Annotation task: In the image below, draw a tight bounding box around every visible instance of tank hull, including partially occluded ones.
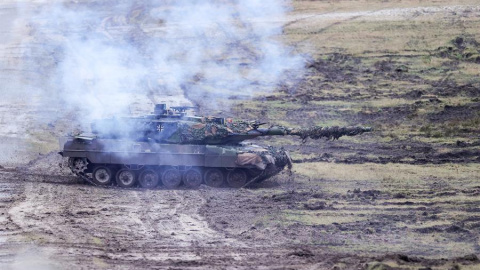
[59,136,291,188]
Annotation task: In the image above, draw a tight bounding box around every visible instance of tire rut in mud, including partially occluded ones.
[0,171,249,268]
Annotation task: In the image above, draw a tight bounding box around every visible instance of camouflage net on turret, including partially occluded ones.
[173,120,371,144]
[177,122,229,143]
[176,120,258,143]
[289,126,372,141]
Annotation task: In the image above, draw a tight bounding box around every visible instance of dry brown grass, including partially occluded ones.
[294,162,480,192]
[288,0,480,56]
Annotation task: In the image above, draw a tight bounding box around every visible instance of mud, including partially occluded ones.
[1,161,479,269]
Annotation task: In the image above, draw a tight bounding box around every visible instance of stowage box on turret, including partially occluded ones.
[59,104,372,188]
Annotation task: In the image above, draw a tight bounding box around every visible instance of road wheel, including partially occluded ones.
[204,168,224,187]
[162,168,181,188]
[139,169,159,189]
[116,169,136,188]
[226,169,247,188]
[183,168,203,188]
[92,166,113,186]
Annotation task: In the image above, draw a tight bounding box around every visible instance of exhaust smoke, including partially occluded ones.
[23,0,303,121]
[1,0,304,164]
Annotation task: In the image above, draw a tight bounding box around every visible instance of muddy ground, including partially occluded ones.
[1,0,480,269]
[1,158,479,270]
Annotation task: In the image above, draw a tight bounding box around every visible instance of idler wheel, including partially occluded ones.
[204,168,224,187]
[226,169,247,188]
[183,168,203,188]
[162,168,181,188]
[139,169,159,189]
[116,169,136,188]
[92,166,113,186]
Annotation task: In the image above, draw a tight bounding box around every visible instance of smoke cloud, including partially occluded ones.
[0,0,304,164]
[22,0,303,122]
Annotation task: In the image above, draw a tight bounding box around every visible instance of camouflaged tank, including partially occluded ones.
[59,104,372,188]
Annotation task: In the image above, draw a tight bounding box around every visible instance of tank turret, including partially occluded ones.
[90,104,372,145]
[60,104,372,189]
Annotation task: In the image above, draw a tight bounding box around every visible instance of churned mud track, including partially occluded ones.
[1,166,479,269]
[0,169,241,268]
[0,170,364,269]
[200,161,480,267]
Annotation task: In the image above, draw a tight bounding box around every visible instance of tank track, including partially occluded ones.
[68,158,99,187]
[67,157,280,189]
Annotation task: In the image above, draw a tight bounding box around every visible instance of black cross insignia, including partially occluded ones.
[156,124,164,132]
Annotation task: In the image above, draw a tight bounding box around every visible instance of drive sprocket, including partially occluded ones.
[68,157,89,175]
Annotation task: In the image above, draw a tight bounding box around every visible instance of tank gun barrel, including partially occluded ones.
[258,126,372,141]
[87,103,372,144]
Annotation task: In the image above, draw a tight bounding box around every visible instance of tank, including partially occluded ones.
[59,104,372,188]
